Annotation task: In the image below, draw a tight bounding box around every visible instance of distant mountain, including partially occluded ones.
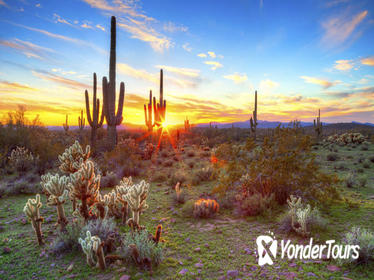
[195,120,374,129]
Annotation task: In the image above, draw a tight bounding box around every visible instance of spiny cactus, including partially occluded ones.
[287,195,311,237]
[193,198,219,218]
[287,195,302,229]
[78,109,85,131]
[313,109,322,141]
[144,90,154,132]
[69,160,100,221]
[63,114,69,132]
[40,173,69,231]
[8,146,35,172]
[124,180,149,227]
[23,194,44,245]
[115,177,133,224]
[152,224,162,244]
[85,73,104,149]
[58,140,91,174]
[102,191,122,218]
[102,16,125,150]
[79,231,106,270]
[250,90,258,140]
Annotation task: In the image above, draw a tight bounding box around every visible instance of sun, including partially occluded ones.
[161,121,169,128]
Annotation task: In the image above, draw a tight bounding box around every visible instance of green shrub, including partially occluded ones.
[327,153,339,161]
[120,230,163,266]
[163,159,173,167]
[180,199,195,217]
[345,173,355,188]
[358,176,367,187]
[100,172,119,189]
[363,159,371,169]
[339,227,374,265]
[50,222,83,255]
[191,167,214,185]
[169,169,187,186]
[235,192,275,216]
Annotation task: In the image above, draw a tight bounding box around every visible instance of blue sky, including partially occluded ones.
[0,0,373,125]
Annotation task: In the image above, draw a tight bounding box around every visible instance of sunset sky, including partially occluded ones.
[0,0,374,126]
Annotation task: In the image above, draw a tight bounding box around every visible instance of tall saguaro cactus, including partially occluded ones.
[314,109,322,141]
[144,90,154,132]
[78,110,85,131]
[63,114,69,132]
[153,69,166,127]
[102,16,125,150]
[250,90,258,140]
[85,73,104,149]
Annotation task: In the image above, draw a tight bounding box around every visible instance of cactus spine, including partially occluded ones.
[63,114,69,132]
[250,90,258,140]
[313,109,322,141]
[85,73,104,150]
[102,16,125,150]
[23,194,44,245]
[144,90,154,132]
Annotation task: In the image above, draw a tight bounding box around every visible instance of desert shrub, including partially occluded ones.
[193,198,219,218]
[339,227,374,265]
[163,159,173,167]
[213,127,339,205]
[235,192,276,216]
[361,143,369,151]
[192,167,214,185]
[50,222,83,255]
[169,169,187,186]
[186,150,195,157]
[180,199,195,217]
[369,155,374,163]
[358,176,367,188]
[81,218,118,253]
[326,153,339,161]
[142,143,154,160]
[160,150,169,158]
[8,146,37,172]
[278,205,327,236]
[120,230,163,266]
[357,168,364,173]
[345,173,355,188]
[100,172,119,189]
[363,159,371,169]
[187,161,194,168]
[1,177,41,195]
[152,172,168,182]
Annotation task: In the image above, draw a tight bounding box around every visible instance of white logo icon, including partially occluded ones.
[256,234,278,266]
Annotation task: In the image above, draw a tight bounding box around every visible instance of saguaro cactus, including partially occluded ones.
[250,90,258,140]
[102,16,125,150]
[78,110,85,131]
[85,73,104,149]
[144,90,154,132]
[41,173,69,232]
[184,117,190,132]
[23,194,44,245]
[63,114,69,132]
[313,109,322,141]
[153,69,166,127]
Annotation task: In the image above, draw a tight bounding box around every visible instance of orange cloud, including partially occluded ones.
[361,56,374,66]
[300,76,337,89]
[32,71,89,89]
[0,39,54,60]
[334,59,354,71]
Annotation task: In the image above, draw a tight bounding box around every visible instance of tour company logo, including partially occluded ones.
[256,231,360,266]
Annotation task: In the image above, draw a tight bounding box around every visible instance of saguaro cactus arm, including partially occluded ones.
[85,73,105,129]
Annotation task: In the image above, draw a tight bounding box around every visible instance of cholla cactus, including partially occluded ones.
[327,133,366,145]
[40,173,69,231]
[58,140,91,174]
[124,180,149,226]
[102,191,122,218]
[193,198,219,218]
[8,146,35,172]
[115,177,133,223]
[79,231,106,270]
[287,195,311,237]
[69,160,100,221]
[287,195,302,229]
[23,194,44,245]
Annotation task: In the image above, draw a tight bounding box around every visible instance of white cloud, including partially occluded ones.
[96,24,105,31]
[334,59,354,71]
[224,73,248,84]
[197,53,207,58]
[300,76,338,89]
[204,61,223,70]
[207,51,216,58]
[182,43,192,52]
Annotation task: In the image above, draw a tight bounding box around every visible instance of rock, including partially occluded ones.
[195,262,203,268]
[20,218,27,225]
[226,270,239,278]
[116,267,127,273]
[243,248,251,254]
[50,263,55,267]
[170,218,176,223]
[283,272,297,279]
[307,272,317,278]
[289,262,297,267]
[0,226,5,232]
[185,237,190,242]
[179,268,189,275]
[45,215,53,223]
[327,265,341,272]
[204,243,209,248]
[194,247,201,253]
[115,260,122,266]
[66,263,74,272]
[218,276,226,280]
[119,275,130,280]
[3,247,11,254]
[159,217,168,223]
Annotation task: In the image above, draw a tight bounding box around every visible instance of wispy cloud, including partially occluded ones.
[163,21,188,33]
[334,59,354,71]
[207,51,216,58]
[32,70,89,89]
[0,80,37,92]
[361,56,374,66]
[204,61,223,70]
[6,21,106,54]
[82,0,178,52]
[96,24,105,31]
[324,0,350,8]
[300,76,338,89]
[321,10,368,49]
[223,73,248,84]
[197,53,207,58]
[155,65,200,78]
[35,3,41,8]
[118,63,157,84]
[0,38,55,60]
[182,43,192,52]
[260,79,279,89]
[53,13,72,26]
[0,0,7,7]
[81,23,93,29]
